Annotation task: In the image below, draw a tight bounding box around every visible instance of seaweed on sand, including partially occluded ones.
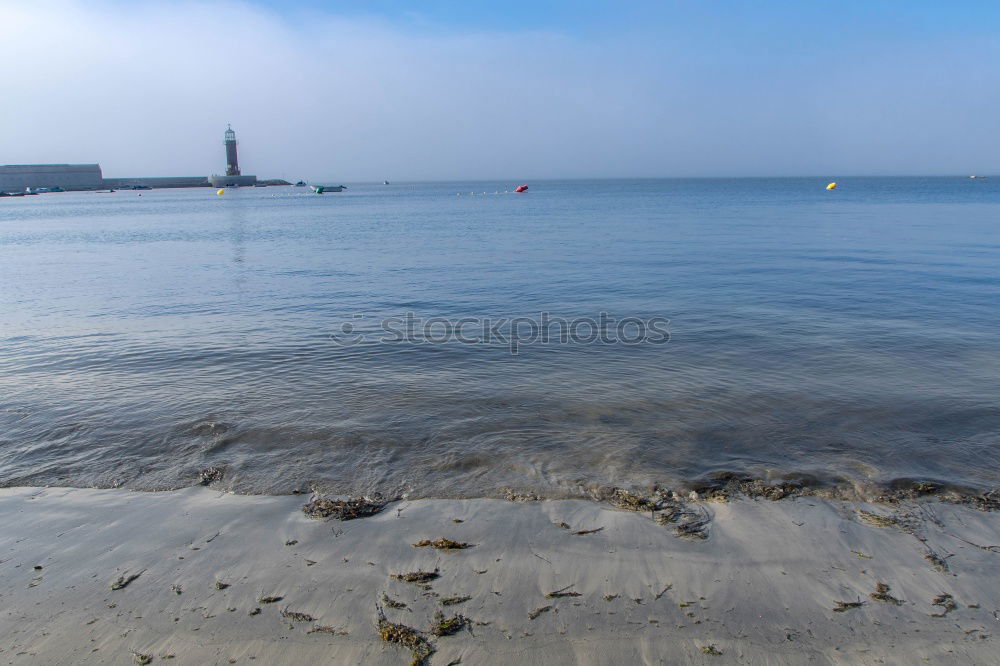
[430,611,469,636]
[931,593,957,617]
[377,606,434,666]
[307,625,348,635]
[110,571,143,591]
[528,605,553,620]
[502,488,541,502]
[382,592,408,609]
[412,538,474,550]
[258,595,283,604]
[924,551,950,573]
[700,645,723,656]
[857,511,898,528]
[131,651,153,665]
[439,595,471,606]
[730,478,801,501]
[966,489,1000,512]
[303,497,386,521]
[607,488,660,512]
[545,585,581,599]
[668,473,999,509]
[869,582,903,605]
[281,607,316,622]
[673,515,711,540]
[832,600,864,612]
[553,520,604,535]
[391,570,440,587]
[655,503,711,540]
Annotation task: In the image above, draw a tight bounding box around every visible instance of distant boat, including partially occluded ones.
[294,181,307,187]
[970,175,987,179]
[49,186,65,193]
[383,180,390,185]
[310,185,346,193]
[515,184,529,193]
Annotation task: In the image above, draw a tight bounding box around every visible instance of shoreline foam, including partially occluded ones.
[2,485,998,664]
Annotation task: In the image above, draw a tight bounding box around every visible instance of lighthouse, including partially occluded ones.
[210,125,257,187]
[224,124,240,176]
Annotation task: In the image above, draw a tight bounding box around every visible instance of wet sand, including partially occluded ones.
[1,486,998,665]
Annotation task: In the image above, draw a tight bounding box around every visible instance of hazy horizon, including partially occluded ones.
[2,0,998,181]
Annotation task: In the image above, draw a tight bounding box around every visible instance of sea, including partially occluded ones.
[1,178,998,498]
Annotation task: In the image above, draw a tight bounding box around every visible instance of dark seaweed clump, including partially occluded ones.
[545,585,581,599]
[605,488,660,512]
[439,595,471,606]
[833,600,864,612]
[281,607,316,622]
[303,497,386,520]
[869,582,903,605]
[382,592,408,609]
[689,472,1000,510]
[430,611,469,636]
[199,466,225,485]
[391,570,440,585]
[412,538,474,550]
[654,501,711,540]
[377,607,434,666]
[931,593,957,617]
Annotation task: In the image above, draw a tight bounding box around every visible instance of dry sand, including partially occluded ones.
[1,486,998,665]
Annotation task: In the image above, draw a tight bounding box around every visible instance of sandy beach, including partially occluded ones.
[2,486,997,665]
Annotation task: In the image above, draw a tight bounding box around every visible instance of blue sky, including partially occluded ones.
[2,0,998,179]
[262,1,997,35]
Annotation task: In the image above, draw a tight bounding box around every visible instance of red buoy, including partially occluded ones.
[515,184,528,193]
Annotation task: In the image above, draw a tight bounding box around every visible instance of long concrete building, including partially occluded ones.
[3,126,272,193]
[0,164,104,192]
[102,176,210,189]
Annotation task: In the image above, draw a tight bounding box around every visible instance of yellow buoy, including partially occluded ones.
[826,182,837,190]
[217,189,225,195]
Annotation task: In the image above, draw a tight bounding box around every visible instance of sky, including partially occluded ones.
[1,0,999,181]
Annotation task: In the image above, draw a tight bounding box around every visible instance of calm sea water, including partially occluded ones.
[1,178,998,497]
